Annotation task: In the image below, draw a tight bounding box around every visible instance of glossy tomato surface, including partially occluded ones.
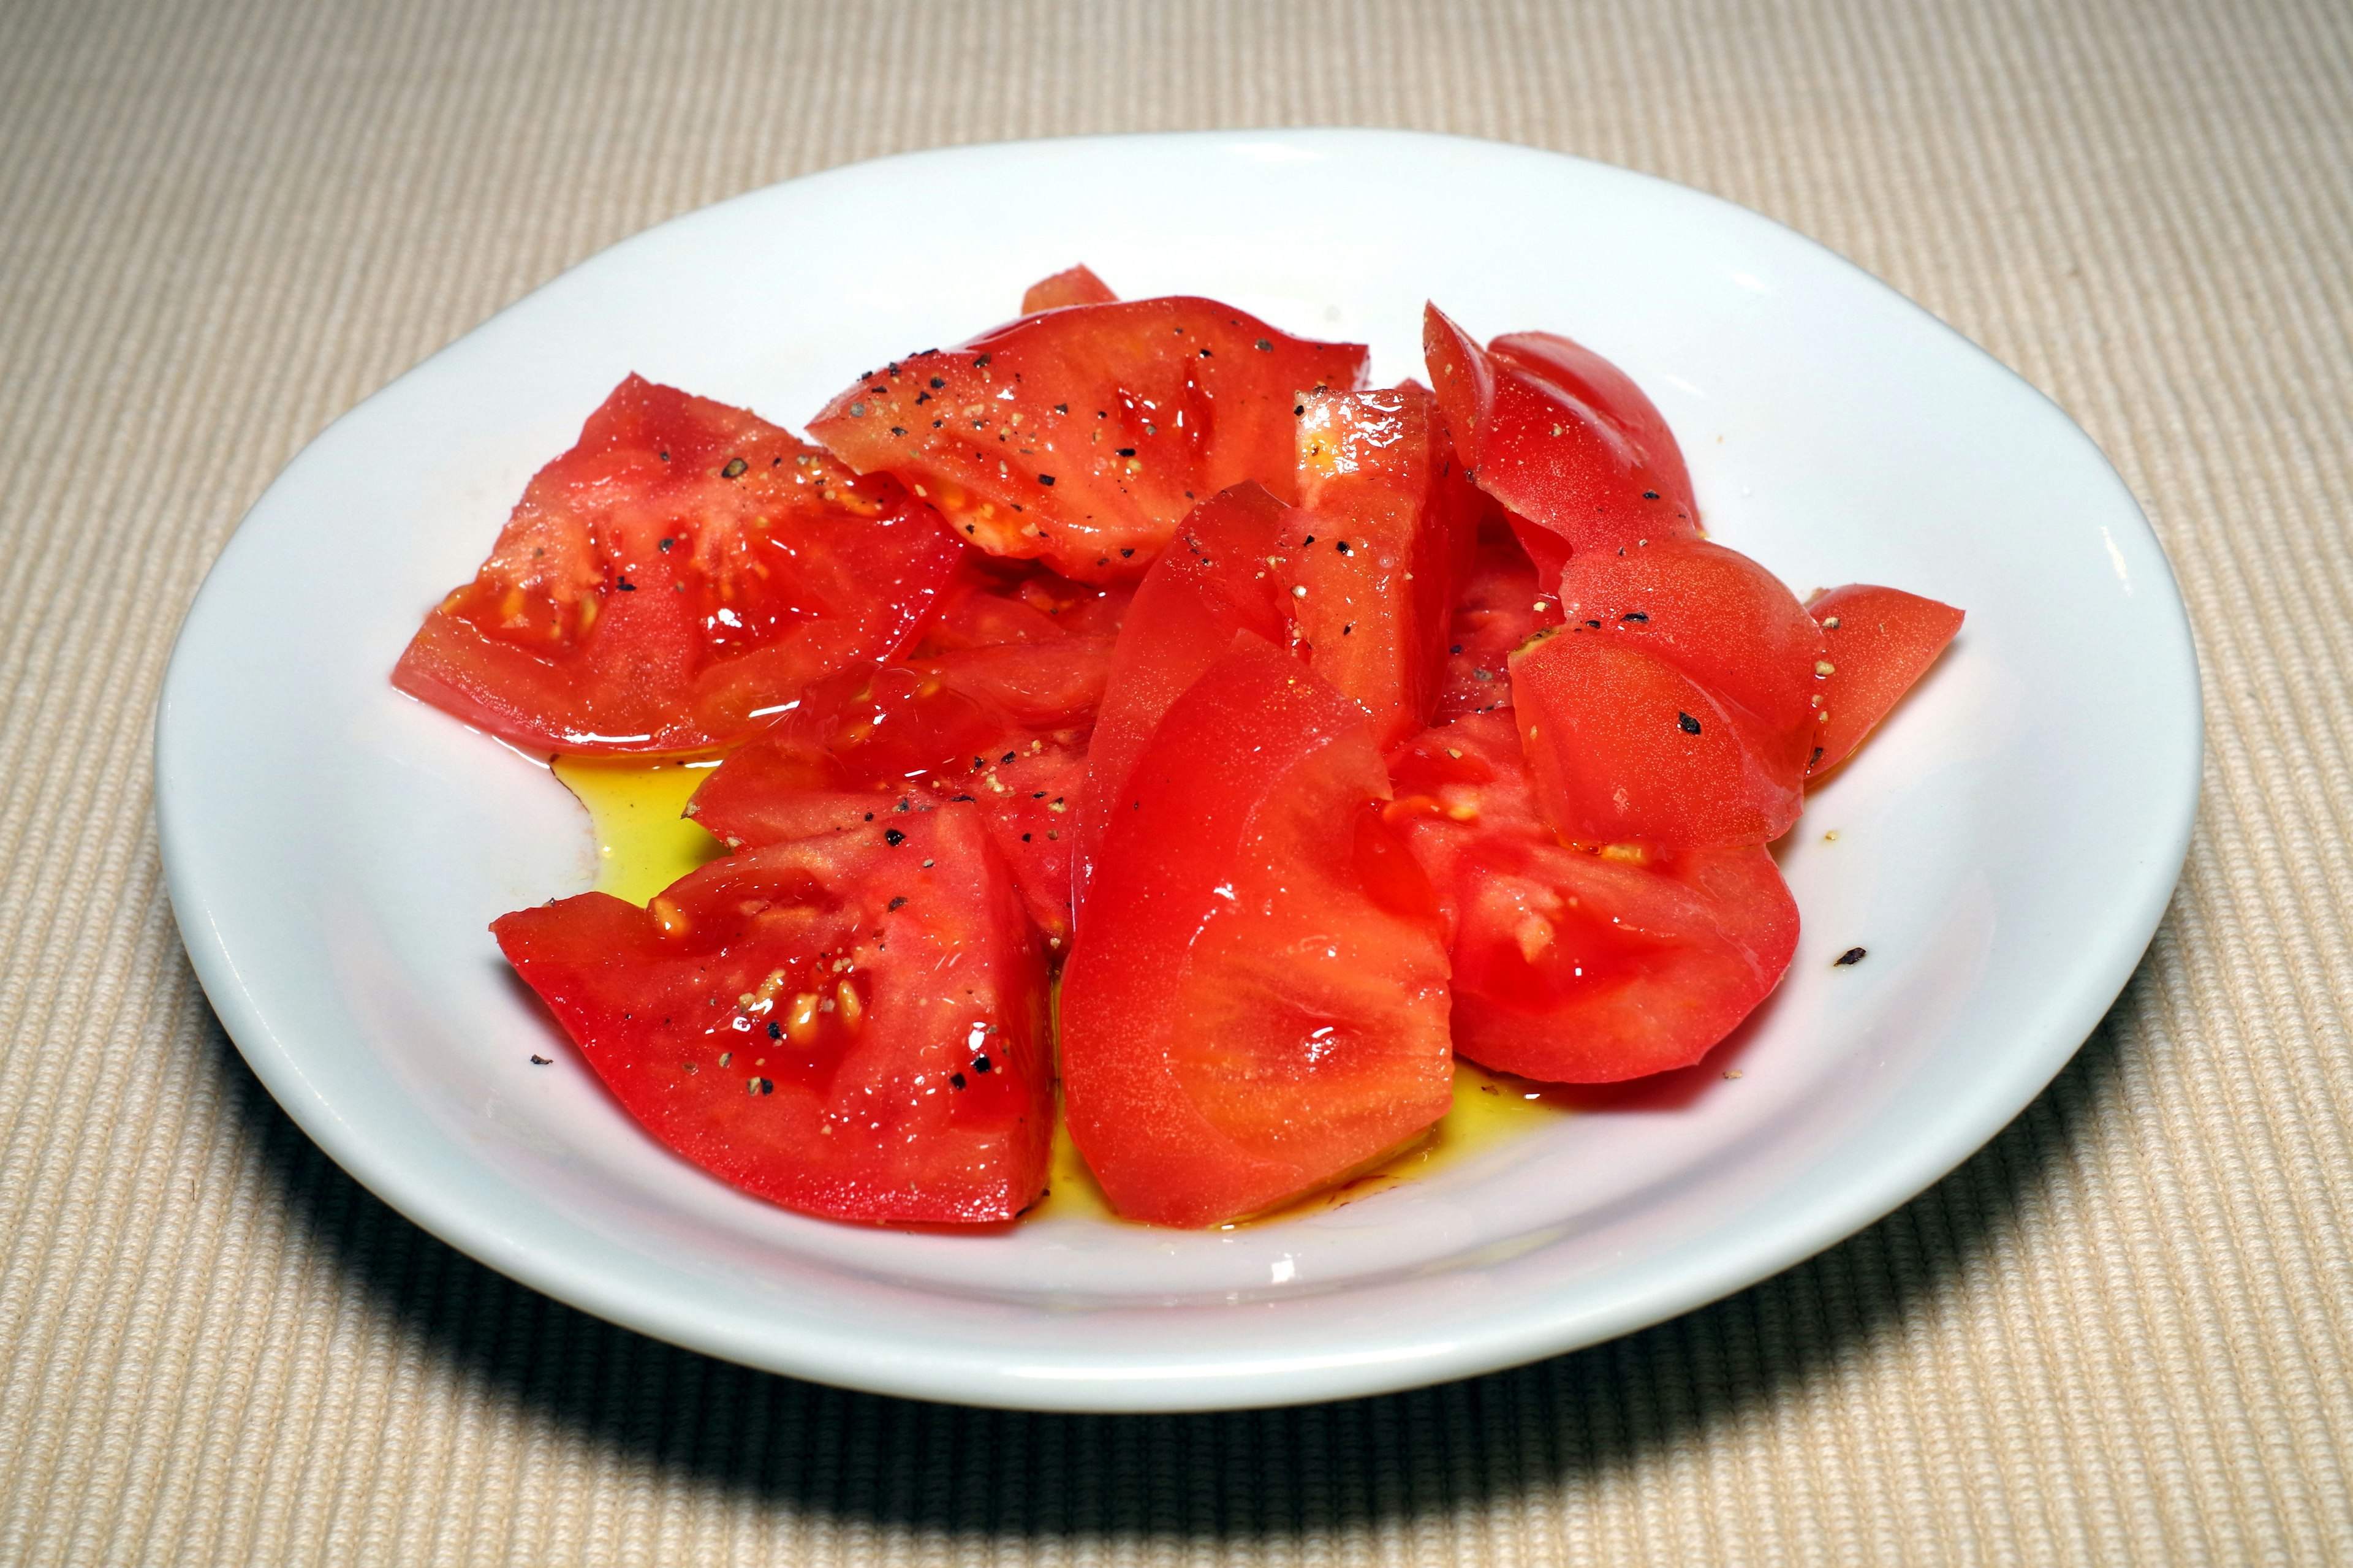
[1072,482,1292,923]
[1552,536,1824,787]
[808,299,1367,585]
[1387,713,1797,1081]
[1279,384,1481,749]
[491,806,1053,1224]
[1423,305,1699,570]
[394,375,963,753]
[1060,635,1453,1227]
[689,657,1096,941]
[1509,628,1803,849]
[1805,584,1966,776]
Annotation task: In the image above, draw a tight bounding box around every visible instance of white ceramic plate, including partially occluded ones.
[156,129,2199,1412]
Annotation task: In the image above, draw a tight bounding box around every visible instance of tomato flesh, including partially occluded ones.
[1073,482,1293,922]
[1060,634,1453,1227]
[1278,383,1481,748]
[1805,585,1966,775]
[689,659,1095,941]
[492,806,1052,1224]
[1020,263,1118,314]
[1509,629,1803,849]
[1435,520,1561,720]
[1387,713,1796,1081]
[1423,305,1700,572]
[808,299,1368,585]
[394,375,963,753]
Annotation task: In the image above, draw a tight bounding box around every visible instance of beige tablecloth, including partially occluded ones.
[4,0,2348,1561]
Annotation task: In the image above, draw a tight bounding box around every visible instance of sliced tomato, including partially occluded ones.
[1387,713,1796,1081]
[1423,305,1699,572]
[1072,482,1292,923]
[492,806,1052,1224]
[1020,263,1118,314]
[393,375,963,753]
[1490,331,1696,521]
[1552,536,1824,787]
[807,300,1368,585]
[689,660,1094,941]
[1435,519,1561,720]
[1509,628,1803,849]
[1275,382,1482,748]
[1805,584,1965,775]
[910,554,1132,655]
[1060,634,1453,1227]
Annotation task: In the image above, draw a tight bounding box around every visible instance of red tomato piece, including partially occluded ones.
[1490,331,1697,524]
[1278,383,1482,749]
[492,806,1053,1224]
[1072,482,1292,923]
[1435,520,1562,720]
[1805,584,1965,776]
[393,375,963,753]
[1553,536,1825,788]
[1387,714,1796,1081]
[807,299,1368,585]
[689,661,1094,941]
[1060,634,1453,1227]
[910,555,1132,655]
[1020,263,1118,314]
[1423,304,1700,573]
[1509,628,1803,849]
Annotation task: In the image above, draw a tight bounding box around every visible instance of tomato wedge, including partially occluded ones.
[1060,634,1453,1227]
[1020,263,1118,314]
[689,657,1096,941]
[493,805,1053,1224]
[1072,482,1294,923]
[394,375,963,753]
[808,299,1368,585]
[1552,536,1824,785]
[1805,585,1966,775]
[1387,713,1797,1081]
[1423,305,1699,572]
[1509,628,1803,849]
[1279,383,1481,748]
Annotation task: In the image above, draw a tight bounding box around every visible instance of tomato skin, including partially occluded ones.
[808,300,1368,585]
[1020,263,1118,314]
[1552,536,1825,788]
[1281,383,1482,749]
[1073,482,1293,923]
[1387,714,1796,1081]
[1061,634,1454,1227]
[1423,305,1699,572]
[1509,629,1803,849]
[492,807,1052,1224]
[394,375,963,753]
[1805,585,1965,776]
[1489,331,1697,526]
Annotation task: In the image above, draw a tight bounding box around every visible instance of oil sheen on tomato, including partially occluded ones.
[559,756,1573,1220]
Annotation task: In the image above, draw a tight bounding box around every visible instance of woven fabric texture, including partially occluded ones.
[2,0,2349,1561]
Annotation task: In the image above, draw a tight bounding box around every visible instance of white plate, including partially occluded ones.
[156,129,2199,1412]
